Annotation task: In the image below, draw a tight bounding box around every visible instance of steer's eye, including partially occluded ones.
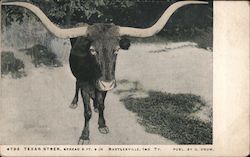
[89,46,97,55]
[114,46,120,54]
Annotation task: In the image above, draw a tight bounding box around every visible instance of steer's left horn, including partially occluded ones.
[119,1,208,37]
[2,2,88,38]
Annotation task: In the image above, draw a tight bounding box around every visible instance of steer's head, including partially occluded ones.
[86,24,130,91]
[2,1,208,91]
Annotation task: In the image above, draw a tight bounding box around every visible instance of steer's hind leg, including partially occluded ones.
[89,90,98,113]
[93,99,99,113]
[78,89,92,144]
[69,81,80,109]
[96,90,109,134]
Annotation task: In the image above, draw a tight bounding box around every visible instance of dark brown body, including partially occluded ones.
[69,24,130,144]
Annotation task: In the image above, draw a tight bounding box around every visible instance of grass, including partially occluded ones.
[121,91,212,144]
[131,27,213,51]
[131,35,171,44]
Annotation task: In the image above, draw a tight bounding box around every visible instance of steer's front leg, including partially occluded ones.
[96,90,109,134]
[78,89,92,144]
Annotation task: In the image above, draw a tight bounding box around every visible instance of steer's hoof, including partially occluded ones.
[69,103,78,109]
[78,139,90,145]
[94,108,99,113]
[98,126,109,134]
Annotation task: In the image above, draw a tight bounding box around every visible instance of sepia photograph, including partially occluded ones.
[0,0,248,156]
[1,0,212,146]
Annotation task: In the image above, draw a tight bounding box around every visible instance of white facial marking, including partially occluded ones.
[114,46,120,54]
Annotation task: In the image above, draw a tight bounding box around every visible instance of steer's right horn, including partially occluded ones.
[2,2,88,38]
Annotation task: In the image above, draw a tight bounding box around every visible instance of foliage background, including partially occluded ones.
[2,0,213,48]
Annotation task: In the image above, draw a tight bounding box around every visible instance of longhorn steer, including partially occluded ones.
[2,1,208,144]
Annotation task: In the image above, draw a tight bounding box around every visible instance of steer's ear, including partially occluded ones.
[119,37,130,50]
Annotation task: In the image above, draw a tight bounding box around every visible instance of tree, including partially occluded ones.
[26,0,137,26]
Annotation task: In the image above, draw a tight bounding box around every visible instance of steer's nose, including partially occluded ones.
[97,80,116,91]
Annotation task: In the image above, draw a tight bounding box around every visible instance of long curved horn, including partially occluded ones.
[119,1,208,37]
[2,2,88,38]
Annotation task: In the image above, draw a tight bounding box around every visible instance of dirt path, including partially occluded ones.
[0,43,212,145]
[0,65,174,145]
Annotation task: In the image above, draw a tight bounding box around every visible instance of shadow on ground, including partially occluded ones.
[114,79,212,144]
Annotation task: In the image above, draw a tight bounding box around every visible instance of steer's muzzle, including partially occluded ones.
[96,80,116,91]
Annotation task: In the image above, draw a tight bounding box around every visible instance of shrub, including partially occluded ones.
[193,27,213,50]
[24,44,62,67]
[1,51,26,78]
